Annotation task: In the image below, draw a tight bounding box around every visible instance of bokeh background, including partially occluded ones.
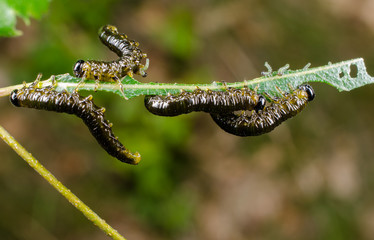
[1,0,374,239]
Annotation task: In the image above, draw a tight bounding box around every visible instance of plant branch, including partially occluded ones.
[0,125,127,240]
[0,58,373,100]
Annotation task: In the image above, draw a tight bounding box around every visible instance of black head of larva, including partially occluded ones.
[73,60,85,77]
[299,84,315,101]
[254,95,266,112]
[10,90,20,107]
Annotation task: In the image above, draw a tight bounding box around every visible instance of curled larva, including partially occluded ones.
[144,87,266,116]
[99,25,146,60]
[73,24,148,87]
[10,82,140,165]
[210,84,315,136]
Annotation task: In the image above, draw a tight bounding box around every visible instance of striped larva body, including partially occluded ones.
[73,25,149,97]
[99,25,145,59]
[144,87,266,116]
[10,83,140,165]
[73,58,146,82]
[210,84,315,136]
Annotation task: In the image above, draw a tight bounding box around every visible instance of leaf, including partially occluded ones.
[242,58,374,98]
[41,58,374,100]
[0,0,20,36]
[0,0,51,37]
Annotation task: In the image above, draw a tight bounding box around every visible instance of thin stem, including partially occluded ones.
[0,83,26,98]
[0,125,127,240]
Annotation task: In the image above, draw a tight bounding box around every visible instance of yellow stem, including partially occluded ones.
[0,125,127,240]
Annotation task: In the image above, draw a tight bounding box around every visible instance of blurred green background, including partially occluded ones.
[1,0,374,239]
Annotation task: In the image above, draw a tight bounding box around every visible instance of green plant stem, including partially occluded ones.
[0,125,127,240]
[0,58,373,100]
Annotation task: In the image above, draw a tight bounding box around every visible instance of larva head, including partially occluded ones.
[254,95,266,112]
[10,90,20,107]
[299,84,315,101]
[73,60,85,78]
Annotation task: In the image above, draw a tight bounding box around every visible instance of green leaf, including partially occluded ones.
[0,0,51,37]
[39,58,373,100]
[0,0,20,36]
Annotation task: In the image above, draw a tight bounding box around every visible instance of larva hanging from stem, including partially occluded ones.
[144,87,266,116]
[10,74,141,165]
[210,84,315,136]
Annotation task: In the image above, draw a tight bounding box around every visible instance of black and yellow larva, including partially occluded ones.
[73,57,147,82]
[9,77,140,165]
[144,87,266,116]
[98,24,145,59]
[73,25,148,97]
[210,84,315,136]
